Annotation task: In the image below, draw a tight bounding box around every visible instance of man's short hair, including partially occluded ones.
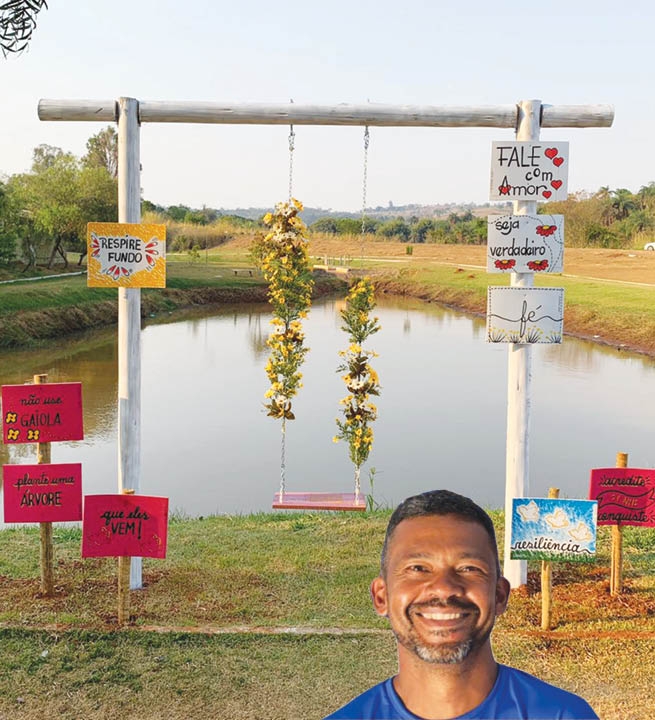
[380,489,502,577]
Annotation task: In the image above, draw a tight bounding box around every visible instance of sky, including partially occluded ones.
[0,0,653,212]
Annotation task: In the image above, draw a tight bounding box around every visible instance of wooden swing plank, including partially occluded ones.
[272,492,366,511]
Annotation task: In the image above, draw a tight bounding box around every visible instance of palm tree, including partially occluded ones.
[609,188,637,221]
[637,182,655,210]
[1,0,48,56]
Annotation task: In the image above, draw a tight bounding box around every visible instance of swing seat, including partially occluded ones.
[272,491,367,511]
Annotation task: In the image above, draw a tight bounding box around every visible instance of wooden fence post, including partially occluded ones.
[34,373,54,597]
[541,487,560,630]
[117,488,136,625]
[610,451,628,596]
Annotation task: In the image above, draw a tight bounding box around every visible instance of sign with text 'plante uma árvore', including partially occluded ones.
[490,142,569,201]
[2,463,82,523]
[87,222,166,288]
[487,214,564,274]
[511,498,597,562]
[589,468,655,526]
[2,382,84,444]
[82,494,169,559]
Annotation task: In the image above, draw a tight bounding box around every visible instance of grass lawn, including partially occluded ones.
[0,512,653,719]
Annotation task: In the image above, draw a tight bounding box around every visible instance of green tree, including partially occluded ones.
[378,218,410,241]
[609,188,637,221]
[82,126,118,178]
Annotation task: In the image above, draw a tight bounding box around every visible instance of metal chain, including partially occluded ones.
[288,99,295,202]
[360,126,370,261]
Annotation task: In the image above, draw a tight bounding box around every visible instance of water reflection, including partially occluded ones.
[1,296,654,523]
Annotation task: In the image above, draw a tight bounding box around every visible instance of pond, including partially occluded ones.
[1,295,654,524]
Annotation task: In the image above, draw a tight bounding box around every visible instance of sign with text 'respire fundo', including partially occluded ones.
[87,222,166,288]
[490,142,569,202]
[2,382,84,444]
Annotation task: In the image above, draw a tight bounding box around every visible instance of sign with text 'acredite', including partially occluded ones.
[2,383,84,444]
[589,468,655,526]
[490,142,569,202]
[2,463,82,523]
[82,494,169,559]
[87,222,166,288]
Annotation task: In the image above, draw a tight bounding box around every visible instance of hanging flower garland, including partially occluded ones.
[334,277,381,498]
[261,199,314,421]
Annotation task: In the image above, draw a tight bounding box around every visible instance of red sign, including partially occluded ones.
[2,463,82,523]
[2,383,84,444]
[589,468,655,526]
[82,494,169,559]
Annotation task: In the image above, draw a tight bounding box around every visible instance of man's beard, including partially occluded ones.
[393,599,482,664]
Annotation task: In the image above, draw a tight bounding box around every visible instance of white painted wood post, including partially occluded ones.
[503,99,541,588]
[117,97,143,590]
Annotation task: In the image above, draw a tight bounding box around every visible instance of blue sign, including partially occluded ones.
[511,498,597,562]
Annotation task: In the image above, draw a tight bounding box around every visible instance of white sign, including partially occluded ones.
[487,287,564,344]
[490,142,569,202]
[487,215,564,273]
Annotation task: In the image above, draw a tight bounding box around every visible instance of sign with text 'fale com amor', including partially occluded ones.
[487,215,564,273]
[490,142,569,201]
[511,498,597,562]
[87,222,166,288]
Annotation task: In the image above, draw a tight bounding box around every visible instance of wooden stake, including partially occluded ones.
[34,374,54,597]
[541,487,560,630]
[117,488,136,626]
[610,452,628,596]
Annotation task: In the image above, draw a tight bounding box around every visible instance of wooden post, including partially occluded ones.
[610,451,628,596]
[541,487,560,630]
[117,97,143,590]
[117,488,135,626]
[34,374,54,597]
[503,99,540,589]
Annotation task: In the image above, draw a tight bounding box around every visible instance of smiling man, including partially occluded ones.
[323,490,598,720]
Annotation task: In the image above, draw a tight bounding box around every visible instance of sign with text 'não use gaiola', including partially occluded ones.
[487,214,564,274]
[511,498,597,562]
[87,222,166,288]
[490,142,569,202]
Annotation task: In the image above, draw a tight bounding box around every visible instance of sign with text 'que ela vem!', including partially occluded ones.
[487,214,564,274]
[589,468,655,527]
[2,382,84,444]
[490,142,569,202]
[87,222,166,288]
[2,463,82,523]
[487,286,564,344]
[82,494,169,559]
[511,498,597,562]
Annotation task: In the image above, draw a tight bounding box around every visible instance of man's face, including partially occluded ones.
[371,514,510,665]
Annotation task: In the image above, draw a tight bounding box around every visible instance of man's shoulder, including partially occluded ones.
[496,665,598,719]
[323,678,410,720]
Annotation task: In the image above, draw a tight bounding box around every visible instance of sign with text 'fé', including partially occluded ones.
[3,463,82,523]
[487,214,564,274]
[511,498,597,562]
[589,468,655,527]
[82,494,169,559]
[486,287,564,344]
[490,142,569,202]
[2,383,84,444]
[87,222,166,288]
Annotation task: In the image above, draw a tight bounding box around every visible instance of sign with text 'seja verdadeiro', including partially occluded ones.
[1,383,84,444]
[511,498,597,562]
[82,494,169,559]
[87,222,166,288]
[490,142,569,202]
[2,463,82,523]
[486,286,564,344]
[487,214,564,274]
[589,468,655,527]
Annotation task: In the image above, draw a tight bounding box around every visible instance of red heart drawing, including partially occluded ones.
[543,191,552,199]
[551,180,563,190]
[545,148,558,159]
[553,157,564,167]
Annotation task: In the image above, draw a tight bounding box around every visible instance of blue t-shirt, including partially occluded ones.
[323,664,598,719]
